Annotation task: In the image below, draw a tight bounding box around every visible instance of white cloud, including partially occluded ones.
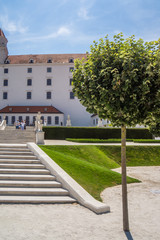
[57,26,71,36]
[0,14,28,34]
[78,7,90,20]
[10,26,71,43]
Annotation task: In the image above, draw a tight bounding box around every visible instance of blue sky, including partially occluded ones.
[0,0,160,55]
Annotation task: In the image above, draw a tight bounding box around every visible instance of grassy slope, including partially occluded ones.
[98,146,160,166]
[40,145,141,201]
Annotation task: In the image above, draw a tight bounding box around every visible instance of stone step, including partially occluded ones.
[0,188,69,196]
[0,180,62,188]
[0,195,76,204]
[0,159,41,164]
[0,155,37,159]
[0,169,50,174]
[0,174,55,181]
[0,145,27,148]
[0,148,30,152]
[0,163,45,169]
[0,151,34,155]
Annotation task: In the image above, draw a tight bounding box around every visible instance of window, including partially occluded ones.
[26,116,30,126]
[47,79,52,86]
[46,92,51,99]
[27,68,32,73]
[47,116,52,125]
[19,116,22,122]
[5,59,10,64]
[47,67,52,73]
[69,67,74,72]
[4,68,8,74]
[27,92,32,99]
[47,59,52,63]
[3,79,8,86]
[69,58,74,63]
[41,116,44,124]
[11,116,15,125]
[55,116,59,125]
[5,116,8,124]
[70,78,73,86]
[33,116,36,125]
[29,59,34,63]
[93,119,95,125]
[9,108,12,112]
[3,92,8,99]
[70,92,75,99]
[27,79,32,86]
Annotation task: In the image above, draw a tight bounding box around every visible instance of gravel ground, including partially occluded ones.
[0,166,159,240]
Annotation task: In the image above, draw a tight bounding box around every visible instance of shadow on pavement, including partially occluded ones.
[124,231,134,240]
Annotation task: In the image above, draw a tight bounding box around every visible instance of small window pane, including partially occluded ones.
[3,92,8,99]
[47,79,52,86]
[3,79,8,86]
[70,92,75,99]
[47,116,52,124]
[46,92,51,99]
[27,68,32,73]
[27,79,32,86]
[4,68,8,74]
[27,92,32,99]
[47,67,52,73]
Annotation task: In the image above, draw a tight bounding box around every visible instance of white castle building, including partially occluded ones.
[0,29,92,126]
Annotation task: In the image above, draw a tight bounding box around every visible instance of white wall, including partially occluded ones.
[0,113,64,126]
[0,62,91,126]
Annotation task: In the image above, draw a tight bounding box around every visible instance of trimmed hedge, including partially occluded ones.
[43,127,153,140]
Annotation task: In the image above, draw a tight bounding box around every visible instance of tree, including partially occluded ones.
[72,33,160,231]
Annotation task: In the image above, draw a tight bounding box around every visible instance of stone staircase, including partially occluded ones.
[0,144,76,204]
[0,126,36,143]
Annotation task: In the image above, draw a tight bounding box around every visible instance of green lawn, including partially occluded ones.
[40,145,156,201]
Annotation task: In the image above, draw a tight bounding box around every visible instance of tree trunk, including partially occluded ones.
[121,125,129,231]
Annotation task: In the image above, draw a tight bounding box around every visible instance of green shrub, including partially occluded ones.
[66,138,133,143]
[43,126,153,140]
[133,139,160,143]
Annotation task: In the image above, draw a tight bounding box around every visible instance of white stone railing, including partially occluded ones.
[0,120,6,130]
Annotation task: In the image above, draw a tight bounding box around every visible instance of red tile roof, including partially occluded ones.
[7,54,87,64]
[0,106,63,114]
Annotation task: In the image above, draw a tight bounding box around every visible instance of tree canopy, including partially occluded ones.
[72,33,160,127]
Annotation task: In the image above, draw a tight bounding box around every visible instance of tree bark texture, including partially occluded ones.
[121,125,129,231]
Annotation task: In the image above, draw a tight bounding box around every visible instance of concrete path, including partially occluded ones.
[0,166,159,240]
[44,139,160,146]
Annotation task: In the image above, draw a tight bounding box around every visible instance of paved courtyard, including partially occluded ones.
[0,166,159,240]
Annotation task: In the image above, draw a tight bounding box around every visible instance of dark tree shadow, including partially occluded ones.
[124,231,134,240]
